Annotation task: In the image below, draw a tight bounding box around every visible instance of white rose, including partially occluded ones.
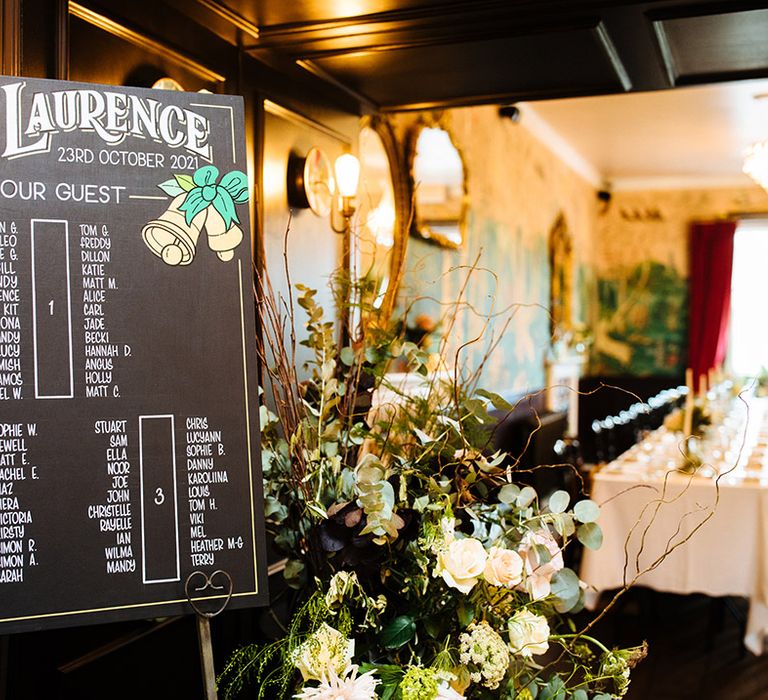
[519,529,564,600]
[292,623,354,681]
[483,546,524,588]
[508,609,550,658]
[437,537,487,594]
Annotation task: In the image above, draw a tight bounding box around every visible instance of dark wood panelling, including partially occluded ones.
[199,0,768,112]
[1,0,21,75]
[653,6,768,85]
[213,0,453,29]
[68,9,223,89]
[307,25,630,110]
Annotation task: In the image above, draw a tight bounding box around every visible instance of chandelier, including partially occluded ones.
[744,140,768,190]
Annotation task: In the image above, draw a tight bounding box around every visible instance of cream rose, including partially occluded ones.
[508,609,550,658]
[483,546,524,588]
[437,537,487,594]
[518,529,564,600]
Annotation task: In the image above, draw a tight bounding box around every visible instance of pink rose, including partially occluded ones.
[483,546,524,588]
[519,529,564,600]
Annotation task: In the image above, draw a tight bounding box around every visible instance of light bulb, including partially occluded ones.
[334,154,360,198]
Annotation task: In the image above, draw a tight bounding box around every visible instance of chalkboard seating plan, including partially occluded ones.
[0,75,267,633]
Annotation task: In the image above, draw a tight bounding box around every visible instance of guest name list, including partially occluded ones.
[0,75,267,633]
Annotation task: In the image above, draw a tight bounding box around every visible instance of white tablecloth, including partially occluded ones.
[580,400,768,655]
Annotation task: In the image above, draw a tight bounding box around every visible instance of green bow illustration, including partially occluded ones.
[157,165,249,228]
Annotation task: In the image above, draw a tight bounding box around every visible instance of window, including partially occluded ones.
[729,219,768,376]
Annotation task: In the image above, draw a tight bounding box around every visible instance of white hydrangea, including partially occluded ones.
[458,621,510,690]
[292,624,354,681]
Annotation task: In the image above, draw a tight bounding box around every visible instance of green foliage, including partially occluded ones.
[379,615,417,649]
[217,592,342,699]
[577,522,604,550]
[237,265,646,700]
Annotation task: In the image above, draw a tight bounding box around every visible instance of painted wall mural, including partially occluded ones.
[400,218,551,393]
[393,106,598,396]
[592,261,687,376]
[592,185,768,376]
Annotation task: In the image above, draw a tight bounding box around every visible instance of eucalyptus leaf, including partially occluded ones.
[498,483,520,504]
[476,388,514,412]
[379,615,416,649]
[531,543,552,566]
[274,527,297,551]
[569,588,586,614]
[551,512,575,538]
[517,485,537,508]
[550,568,580,613]
[571,690,588,700]
[340,346,356,366]
[573,499,601,523]
[548,489,570,514]
[577,522,603,550]
[283,559,305,589]
[539,677,566,700]
[264,496,287,521]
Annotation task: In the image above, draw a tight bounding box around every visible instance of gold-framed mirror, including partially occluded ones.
[405,115,468,249]
[355,115,410,323]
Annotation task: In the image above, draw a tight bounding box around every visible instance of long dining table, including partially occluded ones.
[580,395,768,655]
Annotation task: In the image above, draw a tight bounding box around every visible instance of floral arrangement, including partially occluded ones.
[219,264,645,700]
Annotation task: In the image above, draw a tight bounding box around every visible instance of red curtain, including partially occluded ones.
[688,220,737,389]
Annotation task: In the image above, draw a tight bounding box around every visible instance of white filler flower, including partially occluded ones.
[459,621,511,689]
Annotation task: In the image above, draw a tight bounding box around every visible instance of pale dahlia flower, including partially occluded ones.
[292,624,354,681]
[294,666,379,700]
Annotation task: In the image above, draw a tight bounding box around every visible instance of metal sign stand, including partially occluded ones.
[197,616,218,700]
[185,570,234,700]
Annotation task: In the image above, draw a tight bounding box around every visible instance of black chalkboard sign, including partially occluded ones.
[0,75,267,633]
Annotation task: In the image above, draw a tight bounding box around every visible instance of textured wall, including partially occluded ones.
[592,185,768,376]
[392,106,598,396]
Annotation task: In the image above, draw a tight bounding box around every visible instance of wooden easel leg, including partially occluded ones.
[0,635,9,700]
[196,616,218,700]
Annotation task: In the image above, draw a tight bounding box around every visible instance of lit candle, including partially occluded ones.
[684,368,694,436]
[699,373,708,402]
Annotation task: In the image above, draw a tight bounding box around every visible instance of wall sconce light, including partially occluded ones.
[286,148,360,234]
[331,153,360,234]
